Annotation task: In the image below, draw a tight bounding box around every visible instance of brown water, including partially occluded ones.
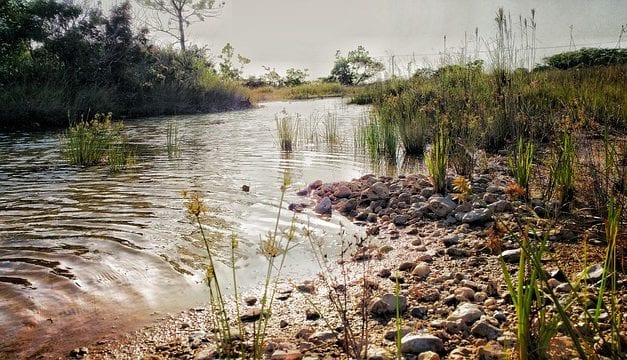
[0,99,420,358]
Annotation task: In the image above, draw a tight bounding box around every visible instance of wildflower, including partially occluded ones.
[452,176,472,202]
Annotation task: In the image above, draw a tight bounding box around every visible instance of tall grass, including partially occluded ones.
[59,113,133,171]
[554,132,576,207]
[425,127,450,195]
[323,112,341,145]
[508,137,534,197]
[166,121,180,158]
[276,111,300,151]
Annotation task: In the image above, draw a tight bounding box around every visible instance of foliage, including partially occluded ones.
[544,48,627,69]
[508,138,534,197]
[59,113,133,171]
[330,46,385,85]
[137,0,224,51]
[425,127,450,195]
[218,42,250,80]
[275,110,299,152]
[0,1,250,130]
[284,67,309,86]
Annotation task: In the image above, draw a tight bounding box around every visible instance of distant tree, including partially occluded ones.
[137,0,225,51]
[262,66,282,87]
[218,42,250,80]
[330,46,384,85]
[284,67,308,86]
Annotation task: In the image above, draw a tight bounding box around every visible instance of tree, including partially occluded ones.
[330,46,384,85]
[284,67,308,86]
[218,42,250,80]
[138,0,225,51]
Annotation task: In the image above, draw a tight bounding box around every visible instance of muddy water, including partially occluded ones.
[0,99,420,358]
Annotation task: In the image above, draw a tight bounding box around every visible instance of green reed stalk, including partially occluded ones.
[555,132,576,206]
[276,112,299,151]
[425,127,450,194]
[508,137,534,197]
[166,121,180,158]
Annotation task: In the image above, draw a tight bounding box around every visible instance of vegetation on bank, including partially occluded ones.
[0,0,251,130]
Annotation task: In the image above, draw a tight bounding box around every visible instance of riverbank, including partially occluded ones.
[82,155,625,359]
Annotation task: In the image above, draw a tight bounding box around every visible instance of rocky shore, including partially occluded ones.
[83,156,625,359]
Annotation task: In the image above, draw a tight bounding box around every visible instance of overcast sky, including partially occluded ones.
[106,0,627,79]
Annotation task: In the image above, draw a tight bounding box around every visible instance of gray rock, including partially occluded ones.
[418,351,440,360]
[384,326,412,341]
[400,334,444,355]
[477,342,505,360]
[305,308,320,321]
[240,308,262,322]
[471,320,502,340]
[488,200,512,213]
[428,196,457,217]
[462,208,493,223]
[394,214,409,226]
[369,293,407,316]
[447,303,483,325]
[410,306,428,319]
[363,182,390,200]
[314,197,332,215]
[420,187,434,198]
[443,235,460,247]
[337,198,358,214]
[501,248,521,263]
[309,330,336,344]
[579,263,604,284]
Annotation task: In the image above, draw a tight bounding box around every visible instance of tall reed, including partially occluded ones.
[425,127,450,194]
[276,110,299,151]
[554,132,576,207]
[166,121,180,158]
[508,137,534,198]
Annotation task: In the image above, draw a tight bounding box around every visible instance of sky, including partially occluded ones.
[106,0,627,79]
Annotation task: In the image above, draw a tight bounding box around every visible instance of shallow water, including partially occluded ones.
[0,98,422,358]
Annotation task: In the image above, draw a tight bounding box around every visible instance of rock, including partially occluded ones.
[454,287,475,300]
[486,184,504,194]
[462,208,493,223]
[410,306,428,319]
[296,188,309,196]
[418,351,440,360]
[471,320,502,340]
[446,247,470,258]
[369,293,407,316]
[240,308,262,322]
[483,192,499,203]
[579,263,604,283]
[488,200,511,213]
[280,319,289,328]
[501,248,521,263]
[377,268,391,278]
[550,269,568,282]
[308,180,323,190]
[367,213,378,222]
[420,187,434,198]
[447,303,483,325]
[334,184,352,198]
[314,197,332,215]
[412,262,430,278]
[296,280,316,294]
[244,296,258,306]
[363,182,390,200]
[399,261,417,272]
[428,196,457,217]
[70,347,89,358]
[555,282,572,293]
[384,326,412,341]
[400,334,444,355]
[309,331,336,344]
[271,350,304,360]
[443,235,459,247]
[305,308,320,321]
[337,198,358,214]
[393,214,409,226]
[242,185,250,192]
[477,342,505,360]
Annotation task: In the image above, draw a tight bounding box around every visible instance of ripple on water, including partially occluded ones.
[0,98,423,358]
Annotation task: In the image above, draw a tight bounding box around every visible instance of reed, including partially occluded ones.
[323,112,341,145]
[554,132,576,207]
[166,121,180,158]
[425,127,450,194]
[508,137,534,198]
[59,113,133,171]
[276,111,300,151]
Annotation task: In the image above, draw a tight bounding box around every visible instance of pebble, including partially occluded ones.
[412,262,431,278]
[447,303,483,325]
[501,248,521,263]
[305,308,320,321]
[369,293,408,316]
[471,319,502,340]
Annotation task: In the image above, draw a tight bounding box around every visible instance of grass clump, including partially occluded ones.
[508,137,534,198]
[59,113,133,171]
[276,110,300,151]
[425,127,450,195]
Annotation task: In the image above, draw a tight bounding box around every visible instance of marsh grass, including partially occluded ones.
[554,132,576,207]
[323,112,341,145]
[508,137,534,198]
[276,110,300,151]
[59,113,133,171]
[425,127,450,194]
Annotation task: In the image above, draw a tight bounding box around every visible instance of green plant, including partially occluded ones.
[59,113,133,171]
[554,132,576,207]
[323,112,340,145]
[276,110,299,151]
[425,127,450,194]
[508,137,534,197]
